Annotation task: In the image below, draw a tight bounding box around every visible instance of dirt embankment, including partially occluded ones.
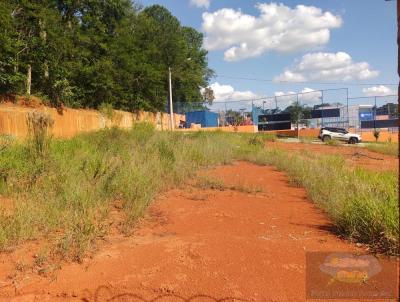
[268,141,398,172]
[1,162,397,301]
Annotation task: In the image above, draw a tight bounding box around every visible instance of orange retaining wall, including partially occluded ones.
[0,103,184,139]
[177,125,258,133]
[360,131,398,143]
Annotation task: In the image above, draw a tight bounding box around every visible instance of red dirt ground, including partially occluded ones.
[0,162,398,301]
[268,141,398,172]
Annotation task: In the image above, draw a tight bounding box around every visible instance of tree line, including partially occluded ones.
[0,1,214,111]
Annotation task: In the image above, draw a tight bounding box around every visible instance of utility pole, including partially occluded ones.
[26,64,31,97]
[168,67,174,130]
[321,90,324,127]
[398,0,400,104]
[296,94,300,140]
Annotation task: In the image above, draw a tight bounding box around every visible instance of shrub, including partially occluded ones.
[373,129,380,142]
[98,103,115,120]
[26,111,54,156]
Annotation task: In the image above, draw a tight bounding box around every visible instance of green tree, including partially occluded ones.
[0,1,213,112]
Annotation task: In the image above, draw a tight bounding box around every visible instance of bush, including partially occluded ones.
[26,111,54,156]
[373,129,380,142]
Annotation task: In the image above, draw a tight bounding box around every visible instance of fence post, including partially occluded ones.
[374,96,377,132]
[321,90,324,127]
[346,88,349,129]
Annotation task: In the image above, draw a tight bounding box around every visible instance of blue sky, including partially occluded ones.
[140,0,397,102]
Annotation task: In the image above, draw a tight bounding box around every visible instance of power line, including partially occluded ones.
[216,75,399,87]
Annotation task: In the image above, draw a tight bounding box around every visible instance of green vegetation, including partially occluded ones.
[324,139,340,146]
[0,1,213,111]
[241,146,399,254]
[373,129,380,142]
[0,127,398,260]
[364,142,399,157]
[195,176,263,194]
[0,125,239,260]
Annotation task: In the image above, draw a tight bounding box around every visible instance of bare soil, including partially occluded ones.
[0,162,397,301]
[269,141,398,172]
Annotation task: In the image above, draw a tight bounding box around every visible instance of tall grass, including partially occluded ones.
[0,127,398,258]
[240,147,399,254]
[0,125,243,260]
[364,142,399,157]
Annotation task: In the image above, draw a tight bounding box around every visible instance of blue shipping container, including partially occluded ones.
[185,111,218,128]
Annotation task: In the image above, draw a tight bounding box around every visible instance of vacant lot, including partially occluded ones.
[269,141,398,172]
[1,162,398,301]
[0,127,398,300]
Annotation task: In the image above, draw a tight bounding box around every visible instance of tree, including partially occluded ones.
[284,103,312,138]
[0,1,213,111]
[202,87,214,104]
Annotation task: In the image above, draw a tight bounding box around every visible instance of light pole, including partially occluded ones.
[168,67,174,130]
[168,58,191,131]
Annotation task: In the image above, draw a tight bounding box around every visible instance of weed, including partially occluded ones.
[324,139,339,146]
[364,142,398,157]
[195,177,226,191]
[373,129,380,142]
[240,147,398,254]
[195,176,263,194]
[26,111,54,156]
[0,127,397,259]
[248,135,265,148]
[98,103,114,120]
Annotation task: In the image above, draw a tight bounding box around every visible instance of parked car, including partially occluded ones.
[318,127,362,144]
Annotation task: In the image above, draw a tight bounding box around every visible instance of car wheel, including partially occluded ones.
[322,135,331,142]
[348,137,358,144]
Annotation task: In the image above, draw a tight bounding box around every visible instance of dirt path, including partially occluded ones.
[268,141,398,172]
[0,162,397,301]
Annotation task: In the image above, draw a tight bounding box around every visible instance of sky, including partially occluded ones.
[140,0,398,104]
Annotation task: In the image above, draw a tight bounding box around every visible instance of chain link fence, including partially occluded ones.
[173,88,398,132]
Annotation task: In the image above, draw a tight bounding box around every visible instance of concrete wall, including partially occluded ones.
[0,103,184,139]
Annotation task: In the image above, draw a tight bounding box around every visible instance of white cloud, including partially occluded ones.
[362,85,396,97]
[274,52,379,82]
[261,88,322,108]
[207,82,259,101]
[202,3,342,61]
[190,0,210,9]
[273,91,297,108]
[299,87,322,103]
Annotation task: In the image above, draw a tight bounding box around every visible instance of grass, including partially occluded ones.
[195,176,263,194]
[0,125,244,260]
[0,125,398,259]
[241,147,399,254]
[364,142,399,157]
[324,139,340,146]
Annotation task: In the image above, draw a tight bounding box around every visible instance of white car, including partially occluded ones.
[318,127,362,144]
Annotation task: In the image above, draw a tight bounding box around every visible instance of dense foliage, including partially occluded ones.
[0,1,213,111]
